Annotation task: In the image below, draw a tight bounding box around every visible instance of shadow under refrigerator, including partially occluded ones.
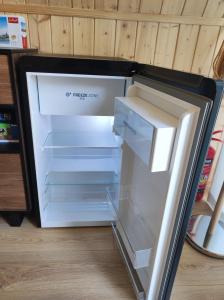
[17,55,224,300]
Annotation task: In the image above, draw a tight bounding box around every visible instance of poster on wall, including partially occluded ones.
[0,15,27,48]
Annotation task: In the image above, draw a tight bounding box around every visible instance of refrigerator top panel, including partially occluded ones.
[18,54,137,76]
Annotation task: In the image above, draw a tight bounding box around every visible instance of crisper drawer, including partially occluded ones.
[0,154,26,210]
[113,98,176,172]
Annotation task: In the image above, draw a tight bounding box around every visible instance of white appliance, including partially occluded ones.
[17,56,223,300]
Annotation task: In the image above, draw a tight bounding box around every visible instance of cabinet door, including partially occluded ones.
[112,75,222,300]
[0,55,14,104]
[0,154,26,210]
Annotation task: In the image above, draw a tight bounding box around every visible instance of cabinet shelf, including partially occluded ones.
[0,140,20,153]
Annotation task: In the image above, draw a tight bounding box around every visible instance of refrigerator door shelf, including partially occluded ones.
[114,97,177,172]
[116,221,153,270]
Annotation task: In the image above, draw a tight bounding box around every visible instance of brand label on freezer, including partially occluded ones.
[65,91,98,101]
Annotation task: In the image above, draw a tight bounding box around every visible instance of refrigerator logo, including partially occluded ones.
[65,92,98,101]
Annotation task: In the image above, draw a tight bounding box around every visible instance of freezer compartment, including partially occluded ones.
[114,97,176,172]
[37,74,130,116]
[41,171,119,227]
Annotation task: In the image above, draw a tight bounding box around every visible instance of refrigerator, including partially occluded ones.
[17,55,224,300]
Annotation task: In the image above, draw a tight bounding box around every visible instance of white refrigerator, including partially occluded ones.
[17,55,224,300]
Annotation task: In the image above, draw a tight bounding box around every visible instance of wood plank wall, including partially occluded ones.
[0,0,223,78]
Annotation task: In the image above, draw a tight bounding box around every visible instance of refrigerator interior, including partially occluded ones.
[26,73,132,227]
[25,71,202,299]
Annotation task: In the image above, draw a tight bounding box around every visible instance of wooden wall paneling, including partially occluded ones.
[0,0,3,14]
[95,0,118,11]
[49,0,72,6]
[94,19,116,56]
[0,5,223,26]
[172,0,207,72]
[209,27,224,77]
[3,0,25,3]
[191,26,220,75]
[203,0,224,17]
[135,21,158,64]
[173,24,199,72]
[25,0,48,4]
[72,0,94,9]
[27,14,39,50]
[140,0,163,14]
[181,0,208,16]
[73,17,94,55]
[115,20,137,60]
[28,14,52,52]
[118,0,140,12]
[154,23,179,68]
[161,0,186,15]
[0,0,3,17]
[51,16,73,54]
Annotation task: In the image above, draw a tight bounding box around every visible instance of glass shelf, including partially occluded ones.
[43,131,122,163]
[45,171,119,185]
[42,184,117,223]
[44,184,112,203]
[43,131,121,149]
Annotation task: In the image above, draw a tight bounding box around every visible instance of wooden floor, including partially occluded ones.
[0,204,224,300]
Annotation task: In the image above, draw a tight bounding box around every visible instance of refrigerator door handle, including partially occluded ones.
[112,224,145,300]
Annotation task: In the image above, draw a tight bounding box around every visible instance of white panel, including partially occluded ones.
[37,74,128,116]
